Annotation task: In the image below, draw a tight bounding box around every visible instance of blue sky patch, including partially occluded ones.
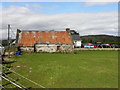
[2,2,118,14]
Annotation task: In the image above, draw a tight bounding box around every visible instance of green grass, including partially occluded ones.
[3,50,118,88]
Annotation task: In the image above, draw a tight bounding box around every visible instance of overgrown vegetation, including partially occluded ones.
[1,39,15,46]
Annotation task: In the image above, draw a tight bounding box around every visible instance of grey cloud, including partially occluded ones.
[0,6,118,39]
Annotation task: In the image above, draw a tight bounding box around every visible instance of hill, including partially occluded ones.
[80,35,120,44]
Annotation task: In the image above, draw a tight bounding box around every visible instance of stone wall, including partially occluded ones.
[20,47,34,52]
[35,44,73,53]
[58,44,73,52]
[35,44,57,53]
[19,44,74,53]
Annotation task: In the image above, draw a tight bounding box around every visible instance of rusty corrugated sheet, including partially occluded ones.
[19,31,72,46]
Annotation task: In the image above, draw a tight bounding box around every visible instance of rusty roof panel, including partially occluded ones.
[19,31,73,46]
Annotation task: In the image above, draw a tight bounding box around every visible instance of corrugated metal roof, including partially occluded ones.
[19,31,73,46]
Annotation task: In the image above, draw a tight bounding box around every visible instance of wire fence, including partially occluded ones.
[2,65,47,89]
[2,73,27,89]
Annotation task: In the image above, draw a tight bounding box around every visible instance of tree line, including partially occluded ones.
[80,35,120,44]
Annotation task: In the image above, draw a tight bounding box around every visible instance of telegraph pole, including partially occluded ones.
[8,24,10,47]
[8,24,10,57]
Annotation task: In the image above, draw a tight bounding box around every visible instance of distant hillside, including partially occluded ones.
[80,35,120,44]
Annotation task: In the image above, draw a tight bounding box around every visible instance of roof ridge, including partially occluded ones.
[21,30,66,32]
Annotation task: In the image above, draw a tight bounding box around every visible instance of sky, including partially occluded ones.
[0,1,119,40]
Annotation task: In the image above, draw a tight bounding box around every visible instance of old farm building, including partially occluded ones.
[16,28,80,53]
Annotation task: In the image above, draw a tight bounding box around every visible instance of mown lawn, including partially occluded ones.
[3,50,118,88]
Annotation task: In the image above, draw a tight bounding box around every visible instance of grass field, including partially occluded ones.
[3,50,118,88]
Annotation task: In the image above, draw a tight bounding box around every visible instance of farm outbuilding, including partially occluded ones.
[16,28,74,52]
[68,29,81,48]
[71,35,81,48]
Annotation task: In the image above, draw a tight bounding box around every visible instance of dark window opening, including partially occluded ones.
[57,46,60,51]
